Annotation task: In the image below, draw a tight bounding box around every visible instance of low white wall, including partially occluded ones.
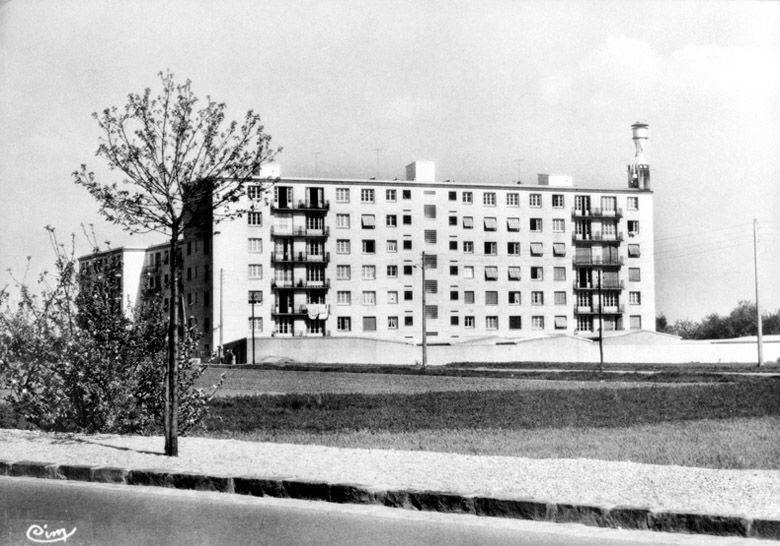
[245,336,779,366]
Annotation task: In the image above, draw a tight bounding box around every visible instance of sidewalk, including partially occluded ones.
[1,428,779,540]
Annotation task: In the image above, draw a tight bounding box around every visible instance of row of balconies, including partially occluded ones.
[571,208,623,219]
[270,226,330,238]
[270,252,331,264]
[270,200,330,212]
[271,278,331,290]
[572,233,624,244]
[572,304,625,315]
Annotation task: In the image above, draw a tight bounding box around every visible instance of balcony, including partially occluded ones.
[572,232,624,244]
[573,304,625,315]
[270,200,330,212]
[575,327,625,337]
[270,226,330,238]
[573,280,624,290]
[271,304,330,317]
[270,252,331,265]
[271,278,331,290]
[571,207,623,219]
[572,256,624,267]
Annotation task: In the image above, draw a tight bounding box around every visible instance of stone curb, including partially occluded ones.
[1,458,777,540]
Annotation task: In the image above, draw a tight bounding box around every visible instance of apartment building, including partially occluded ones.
[80,123,655,357]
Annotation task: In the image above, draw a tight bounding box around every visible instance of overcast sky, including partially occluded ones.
[1,0,778,322]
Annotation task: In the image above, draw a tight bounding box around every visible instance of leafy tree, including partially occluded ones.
[73,72,278,455]
[666,301,780,340]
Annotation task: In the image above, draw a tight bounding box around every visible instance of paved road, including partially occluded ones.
[0,477,764,546]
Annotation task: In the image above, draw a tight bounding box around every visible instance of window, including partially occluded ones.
[552,194,565,208]
[553,243,566,257]
[362,291,376,305]
[577,315,593,332]
[508,266,521,281]
[529,193,542,207]
[424,204,437,219]
[507,217,520,232]
[462,216,474,229]
[248,212,262,226]
[627,197,639,211]
[463,241,474,253]
[404,316,414,326]
[530,218,543,232]
[423,254,437,269]
[484,242,497,255]
[464,291,475,304]
[485,315,499,330]
[629,268,641,282]
[403,265,413,275]
[484,267,498,281]
[402,214,412,225]
[362,240,376,254]
[386,189,397,202]
[602,221,617,238]
[507,193,519,207]
[363,317,377,331]
[404,290,413,301]
[402,189,412,199]
[186,241,192,256]
[601,196,617,213]
[485,291,498,305]
[448,191,457,201]
[336,214,350,228]
[248,317,263,332]
[630,291,641,305]
[388,316,399,329]
[337,291,351,305]
[531,291,544,305]
[387,240,398,253]
[336,240,351,254]
[462,191,473,204]
[361,188,375,203]
[336,188,350,202]
[450,315,459,326]
[507,242,521,256]
[425,305,438,319]
[362,265,376,280]
[554,267,566,281]
[337,265,351,280]
[449,240,458,250]
[463,266,474,279]
[450,289,459,301]
[531,266,543,280]
[248,290,263,304]
[630,315,642,330]
[628,244,641,257]
[448,216,457,226]
[552,219,565,233]
[424,279,438,294]
[361,214,376,229]
[424,230,437,244]
[464,316,475,328]
[554,291,567,305]
[248,238,263,253]
[247,185,263,200]
[483,217,497,231]
[387,265,398,277]
[483,192,496,206]
[554,316,567,330]
[532,316,544,330]
[530,243,544,256]
[386,215,397,228]
[627,220,640,235]
[403,239,412,250]
[249,264,262,279]
[509,291,521,304]
[509,316,522,330]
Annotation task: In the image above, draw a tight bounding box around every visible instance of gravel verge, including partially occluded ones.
[2,428,779,521]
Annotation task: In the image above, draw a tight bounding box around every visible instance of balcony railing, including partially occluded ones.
[572,232,624,244]
[271,278,331,290]
[575,327,625,337]
[573,280,625,290]
[571,207,623,219]
[270,226,330,238]
[573,304,625,315]
[270,252,331,264]
[271,304,330,316]
[572,256,624,266]
[270,200,330,212]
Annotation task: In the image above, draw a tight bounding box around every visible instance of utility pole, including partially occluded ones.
[753,219,764,367]
[219,268,224,362]
[421,251,427,369]
[250,292,257,366]
[597,270,604,372]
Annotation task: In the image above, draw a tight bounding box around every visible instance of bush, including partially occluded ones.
[0,228,222,434]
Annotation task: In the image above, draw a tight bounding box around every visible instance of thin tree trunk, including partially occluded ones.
[165,226,179,456]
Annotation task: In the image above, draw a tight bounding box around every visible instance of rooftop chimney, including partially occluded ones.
[628,122,650,190]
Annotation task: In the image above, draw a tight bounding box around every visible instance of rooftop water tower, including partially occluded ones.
[628,122,650,190]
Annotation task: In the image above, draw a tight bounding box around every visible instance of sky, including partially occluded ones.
[0,0,778,322]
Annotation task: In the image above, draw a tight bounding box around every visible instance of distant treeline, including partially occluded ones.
[657,301,780,340]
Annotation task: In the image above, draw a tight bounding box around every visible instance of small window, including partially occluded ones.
[387,265,398,278]
[363,316,377,331]
[530,243,544,256]
[552,219,565,233]
[425,305,438,319]
[403,239,412,250]
[509,316,522,330]
[507,217,520,232]
[404,290,413,301]
[508,291,521,304]
[630,291,641,305]
[387,291,398,304]
[506,193,519,207]
[532,316,544,330]
[554,267,566,281]
[554,291,566,305]
[336,188,350,203]
[361,214,376,229]
[386,189,397,202]
[449,215,457,226]
[462,192,473,204]
[629,268,641,282]
[530,218,543,232]
[248,212,263,226]
[362,265,376,280]
[463,266,474,279]
[424,253,438,268]
[627,220,640,235]
[424,204,437,219]
[449,264,458,275]
[483,217,497,231]
[337,265,351,280]
[336,214,350,228]
[403,265,413,275]
[553,243,566,257]
[337,291,351,305]
[450,315,459,326]
[531,291,544,305]
[484,242,497,255]
[507,242,521,256]
[554,316,567,330]
[485,316,498,330]
[249,264,263,279]
[628,244,641,257]
[463,241,473,253]
[448,191,457,201]
[402,214,412,225]
[424,279,438,293]
[627,197,639,211]
[361,188,375,203]
[336,239,351,254]
[630,315,642,330]
[484,266,498,281]
[248,238,263,253]
[531,266,543,280]
[449,240,458,250]
[404,315,414,326]
[552,194,565,208]
[388,316,399,329]
[362,240,376,254]
[485,291,498,305]
[450,290,459,301]
[462,216,474,229]
[248,317,263,331]
[464,316,475,328]
[529,193,542,207]
[464,291,475,304]
[508,266,521,281]
[386,215,397,228]
[424,230,437,244]
[483,192,496,206]
[387,240,398,253]
[402,189,412,199]
[362,291,376,305]
[248,290,263,304]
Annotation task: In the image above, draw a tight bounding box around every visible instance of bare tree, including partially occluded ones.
[74,71,279,456]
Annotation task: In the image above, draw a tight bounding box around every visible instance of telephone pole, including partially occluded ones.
[597,270,604,373]
[219,268,224,362]
[421,251,428,368]
[753,219,764,367]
